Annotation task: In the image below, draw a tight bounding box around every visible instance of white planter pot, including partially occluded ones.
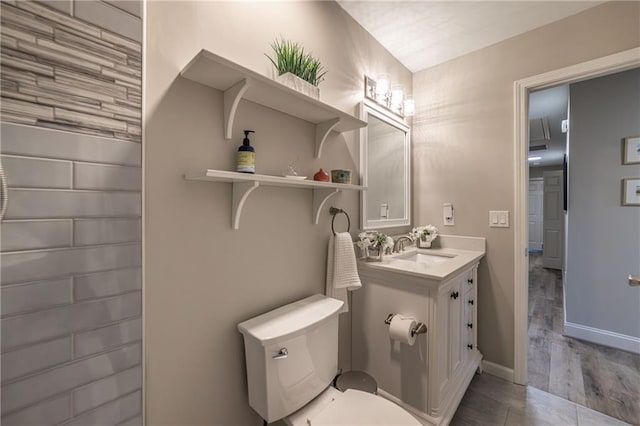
[418,238,433,249]
[275,72,320,100]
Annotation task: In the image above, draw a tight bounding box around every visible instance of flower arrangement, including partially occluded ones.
[357,231,394,256]
[265,37,327,87]
[410,225,439,247]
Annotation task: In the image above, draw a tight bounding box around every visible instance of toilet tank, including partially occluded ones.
[237,294,344,422]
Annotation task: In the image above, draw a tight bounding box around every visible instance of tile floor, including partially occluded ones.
[450,373,631,426]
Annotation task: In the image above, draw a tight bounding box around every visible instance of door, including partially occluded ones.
[528,178,544,252]
[543,170,564,269]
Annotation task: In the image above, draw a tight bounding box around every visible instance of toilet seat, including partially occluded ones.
[285,387,422,426]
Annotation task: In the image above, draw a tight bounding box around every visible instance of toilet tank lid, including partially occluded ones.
[237,294,343,345]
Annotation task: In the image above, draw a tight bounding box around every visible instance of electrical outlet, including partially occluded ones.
[443,203,454,226]
[380,204,388,219]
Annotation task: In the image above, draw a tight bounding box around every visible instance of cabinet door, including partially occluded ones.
[437,279,462,393]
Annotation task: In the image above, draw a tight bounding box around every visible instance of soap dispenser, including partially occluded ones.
[236,130,255,174]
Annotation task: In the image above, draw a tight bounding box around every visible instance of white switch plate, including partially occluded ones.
[489,210,509,228]
[380,204,388,218]
[443,203,454,226]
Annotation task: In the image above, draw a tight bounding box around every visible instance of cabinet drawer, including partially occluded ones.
[463,269,475,291]
[464,292,475,320]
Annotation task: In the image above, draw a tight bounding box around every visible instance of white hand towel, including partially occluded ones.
[326,232,362,313]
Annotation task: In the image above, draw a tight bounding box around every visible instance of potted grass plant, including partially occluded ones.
[266,37,327,99]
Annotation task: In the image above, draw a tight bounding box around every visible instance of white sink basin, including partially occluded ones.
[392,250,457,266]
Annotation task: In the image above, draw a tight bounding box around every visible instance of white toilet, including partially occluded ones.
[238,294,422,425]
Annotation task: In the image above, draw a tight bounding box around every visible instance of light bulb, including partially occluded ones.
[404,96,415,116]
[390,85,404,112]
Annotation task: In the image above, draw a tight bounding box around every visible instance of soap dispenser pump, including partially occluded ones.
[236,130,255,174]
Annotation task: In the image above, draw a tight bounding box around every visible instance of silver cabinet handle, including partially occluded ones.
[273,348,288,359]
[629,275,640,287]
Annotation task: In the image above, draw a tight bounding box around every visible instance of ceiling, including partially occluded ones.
[529,85,569,167]
[336,1,602,73]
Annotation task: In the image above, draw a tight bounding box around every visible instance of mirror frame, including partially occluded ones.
[359,100,411,230]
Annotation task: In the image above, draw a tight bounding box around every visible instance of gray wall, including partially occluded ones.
[144,1,412,424]
[0,1,142,425]
[566,68,640,338]
[411,1,639,369]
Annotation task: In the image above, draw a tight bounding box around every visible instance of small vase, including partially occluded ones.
[366,246,383,262]
[313,168,330,182]
[418,238,432,249]
[275,72,320,99]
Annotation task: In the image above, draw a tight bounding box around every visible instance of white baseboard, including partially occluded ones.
[481,360,514,382]
[564,322,640,354]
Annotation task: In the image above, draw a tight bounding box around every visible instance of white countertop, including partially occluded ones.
[358,246,485,282]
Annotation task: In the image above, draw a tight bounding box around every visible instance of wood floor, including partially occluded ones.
[526,253,640,424]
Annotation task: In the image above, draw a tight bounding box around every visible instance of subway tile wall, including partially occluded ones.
[0,1,142,425]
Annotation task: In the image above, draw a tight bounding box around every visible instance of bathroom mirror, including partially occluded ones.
[359,101,411,229]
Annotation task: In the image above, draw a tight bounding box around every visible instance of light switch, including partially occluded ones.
[489,210,509,228]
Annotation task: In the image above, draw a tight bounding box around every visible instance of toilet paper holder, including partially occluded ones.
[384,313,427,337]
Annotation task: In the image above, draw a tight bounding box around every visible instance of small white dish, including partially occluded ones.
[284,175,307,180]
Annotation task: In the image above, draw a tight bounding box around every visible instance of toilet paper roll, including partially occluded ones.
[389,315,417,346]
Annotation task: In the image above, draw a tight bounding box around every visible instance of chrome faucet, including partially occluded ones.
[393,236,413,253]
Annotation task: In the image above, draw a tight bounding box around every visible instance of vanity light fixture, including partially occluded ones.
[403,95,415,117]
[375,74,390,105]
[390,84,404,114]
[528,156,542,161]
[364,75,412,118]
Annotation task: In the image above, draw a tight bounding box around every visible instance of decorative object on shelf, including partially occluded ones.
[364,75,415,117]
[313,168,330,182]
[623,135,640,164]
[237,130,256,174]
[266,37,326,100]
[410,224,439,249]
[180,50,365,152]
[357,230,394,262]
[622,177,640,206]
[331,169,352,184]
[184,169,365,230]
[283,161,306,179]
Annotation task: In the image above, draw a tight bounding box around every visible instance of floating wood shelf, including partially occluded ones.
[180,49,367,158]
[185,169,365,229]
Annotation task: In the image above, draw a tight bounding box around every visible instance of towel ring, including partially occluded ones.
[330,207,350,235]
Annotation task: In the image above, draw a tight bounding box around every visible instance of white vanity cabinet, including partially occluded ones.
[353,250,483,426]
[431,266,480,422]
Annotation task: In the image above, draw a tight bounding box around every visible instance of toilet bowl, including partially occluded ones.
[285,386,422,426]
[237,294,421,425]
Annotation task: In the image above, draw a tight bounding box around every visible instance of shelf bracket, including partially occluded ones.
[231,180,259,230]
[314,118,341,158]
[223,78,250,140]
[313,188,341,225]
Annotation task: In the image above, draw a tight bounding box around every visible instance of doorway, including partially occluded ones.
[514,48,640,420]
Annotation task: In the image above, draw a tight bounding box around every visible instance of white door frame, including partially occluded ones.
[513,47,640,385]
